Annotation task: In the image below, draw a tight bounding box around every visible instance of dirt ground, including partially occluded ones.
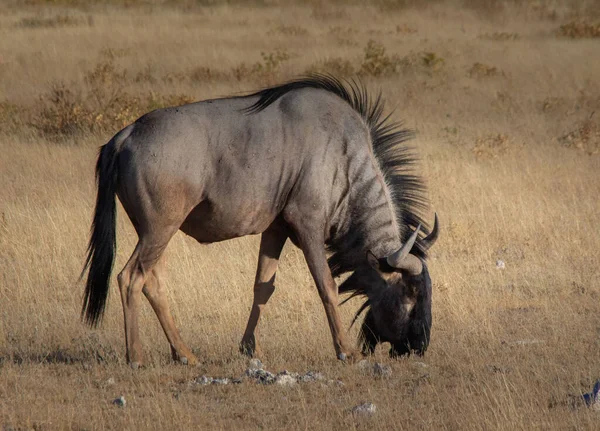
[1,0,599,429]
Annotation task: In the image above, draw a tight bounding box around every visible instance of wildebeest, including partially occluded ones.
[81,75,439,367]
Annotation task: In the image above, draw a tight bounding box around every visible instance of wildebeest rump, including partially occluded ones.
[81,75,439,367]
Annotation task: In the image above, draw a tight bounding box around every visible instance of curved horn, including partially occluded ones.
[421,213,439,251]
[387,224,421,269]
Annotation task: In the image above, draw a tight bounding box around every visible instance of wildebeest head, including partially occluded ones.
[341,215,439,358]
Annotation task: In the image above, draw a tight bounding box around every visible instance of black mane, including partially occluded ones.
[244,75,430,276]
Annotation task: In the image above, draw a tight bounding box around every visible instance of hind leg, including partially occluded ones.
[143,258,198,365]
[240,225,288,357]
[117,235,173,368]
[117,244,146,368]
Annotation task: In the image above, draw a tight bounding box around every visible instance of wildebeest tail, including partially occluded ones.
[81,126,131,326]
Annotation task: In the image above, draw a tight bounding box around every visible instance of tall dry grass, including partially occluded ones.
[1,1,600,429]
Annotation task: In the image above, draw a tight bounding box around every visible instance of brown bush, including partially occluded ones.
[468,62,501,78]
[557,21,600,38]
[305,57,355,78]
[232,49,291,83]
[32,59,195,140]
[17,14,92,28]
[358,40,400,77]
[560,118,600,155]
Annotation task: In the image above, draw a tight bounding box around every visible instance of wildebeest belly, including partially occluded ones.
[179,198,278,243]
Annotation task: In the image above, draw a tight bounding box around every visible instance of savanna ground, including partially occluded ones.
[1,0,600,429]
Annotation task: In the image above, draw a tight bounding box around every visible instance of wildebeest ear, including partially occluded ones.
[366,250,380,270]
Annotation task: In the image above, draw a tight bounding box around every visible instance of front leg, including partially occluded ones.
[287,221,356,361]
[240,224,288,357]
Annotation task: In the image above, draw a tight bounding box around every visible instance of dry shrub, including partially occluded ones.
[17,14,92,28]
[540,96,565,113]
[35,83,91,137]
[161,71,187,84]
[316,41,447,78]
[468,62,501,78]
[189,66,226,83]
[472,133,512,159]
[232,49,290,83]
[33,58,194,140]
[421,51,445,70]
[268,25,309,36]
[558,20,600,38]
[478,32,520,41]
[305,57,355,78]
[99,47,130,60]
[358,40,400,77]
[559,118,600,155]
[328,26,357,36]
[395,23,417,34]
[311,5,347,21]
[328,26,358,46]
[134,65,158,84]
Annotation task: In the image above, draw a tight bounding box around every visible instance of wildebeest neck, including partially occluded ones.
[326,142,402,277]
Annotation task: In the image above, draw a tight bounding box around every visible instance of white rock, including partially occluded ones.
[106,377,115,386]
[246,368,276,384]
[275,373,297,386]
[195,376,213,385]
[496,259,505,269]
[373,363,392,377]
[248,358,263,370]
[298,371,325,383]
[352,402,376,415]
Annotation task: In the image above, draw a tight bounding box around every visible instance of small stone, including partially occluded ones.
[246,368,276,384]
[212,377,230,385]
[413,361,428,368]
[275,373,297,386]
[298,371,325,383]
[112,396,126,407]
[496,259,505,269]
[373,363,392,377]
[195,376,213,385]
[352,402,376,415]
[338,352,347,361]
[106,377,115,386]
[248,358,263,370]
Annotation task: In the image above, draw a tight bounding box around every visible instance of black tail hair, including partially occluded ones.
[80,140,119,327]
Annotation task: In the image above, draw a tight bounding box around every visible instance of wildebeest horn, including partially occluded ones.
[387,224,423,275]
[421,213,439,251]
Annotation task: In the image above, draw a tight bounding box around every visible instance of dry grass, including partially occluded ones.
[1,1,600,429]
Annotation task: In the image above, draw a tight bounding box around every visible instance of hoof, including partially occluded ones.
[172,348,198,366]
[239,345,254,358]
[337,351,357,363]
[179,355,198,366]
[239,342,262,359]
